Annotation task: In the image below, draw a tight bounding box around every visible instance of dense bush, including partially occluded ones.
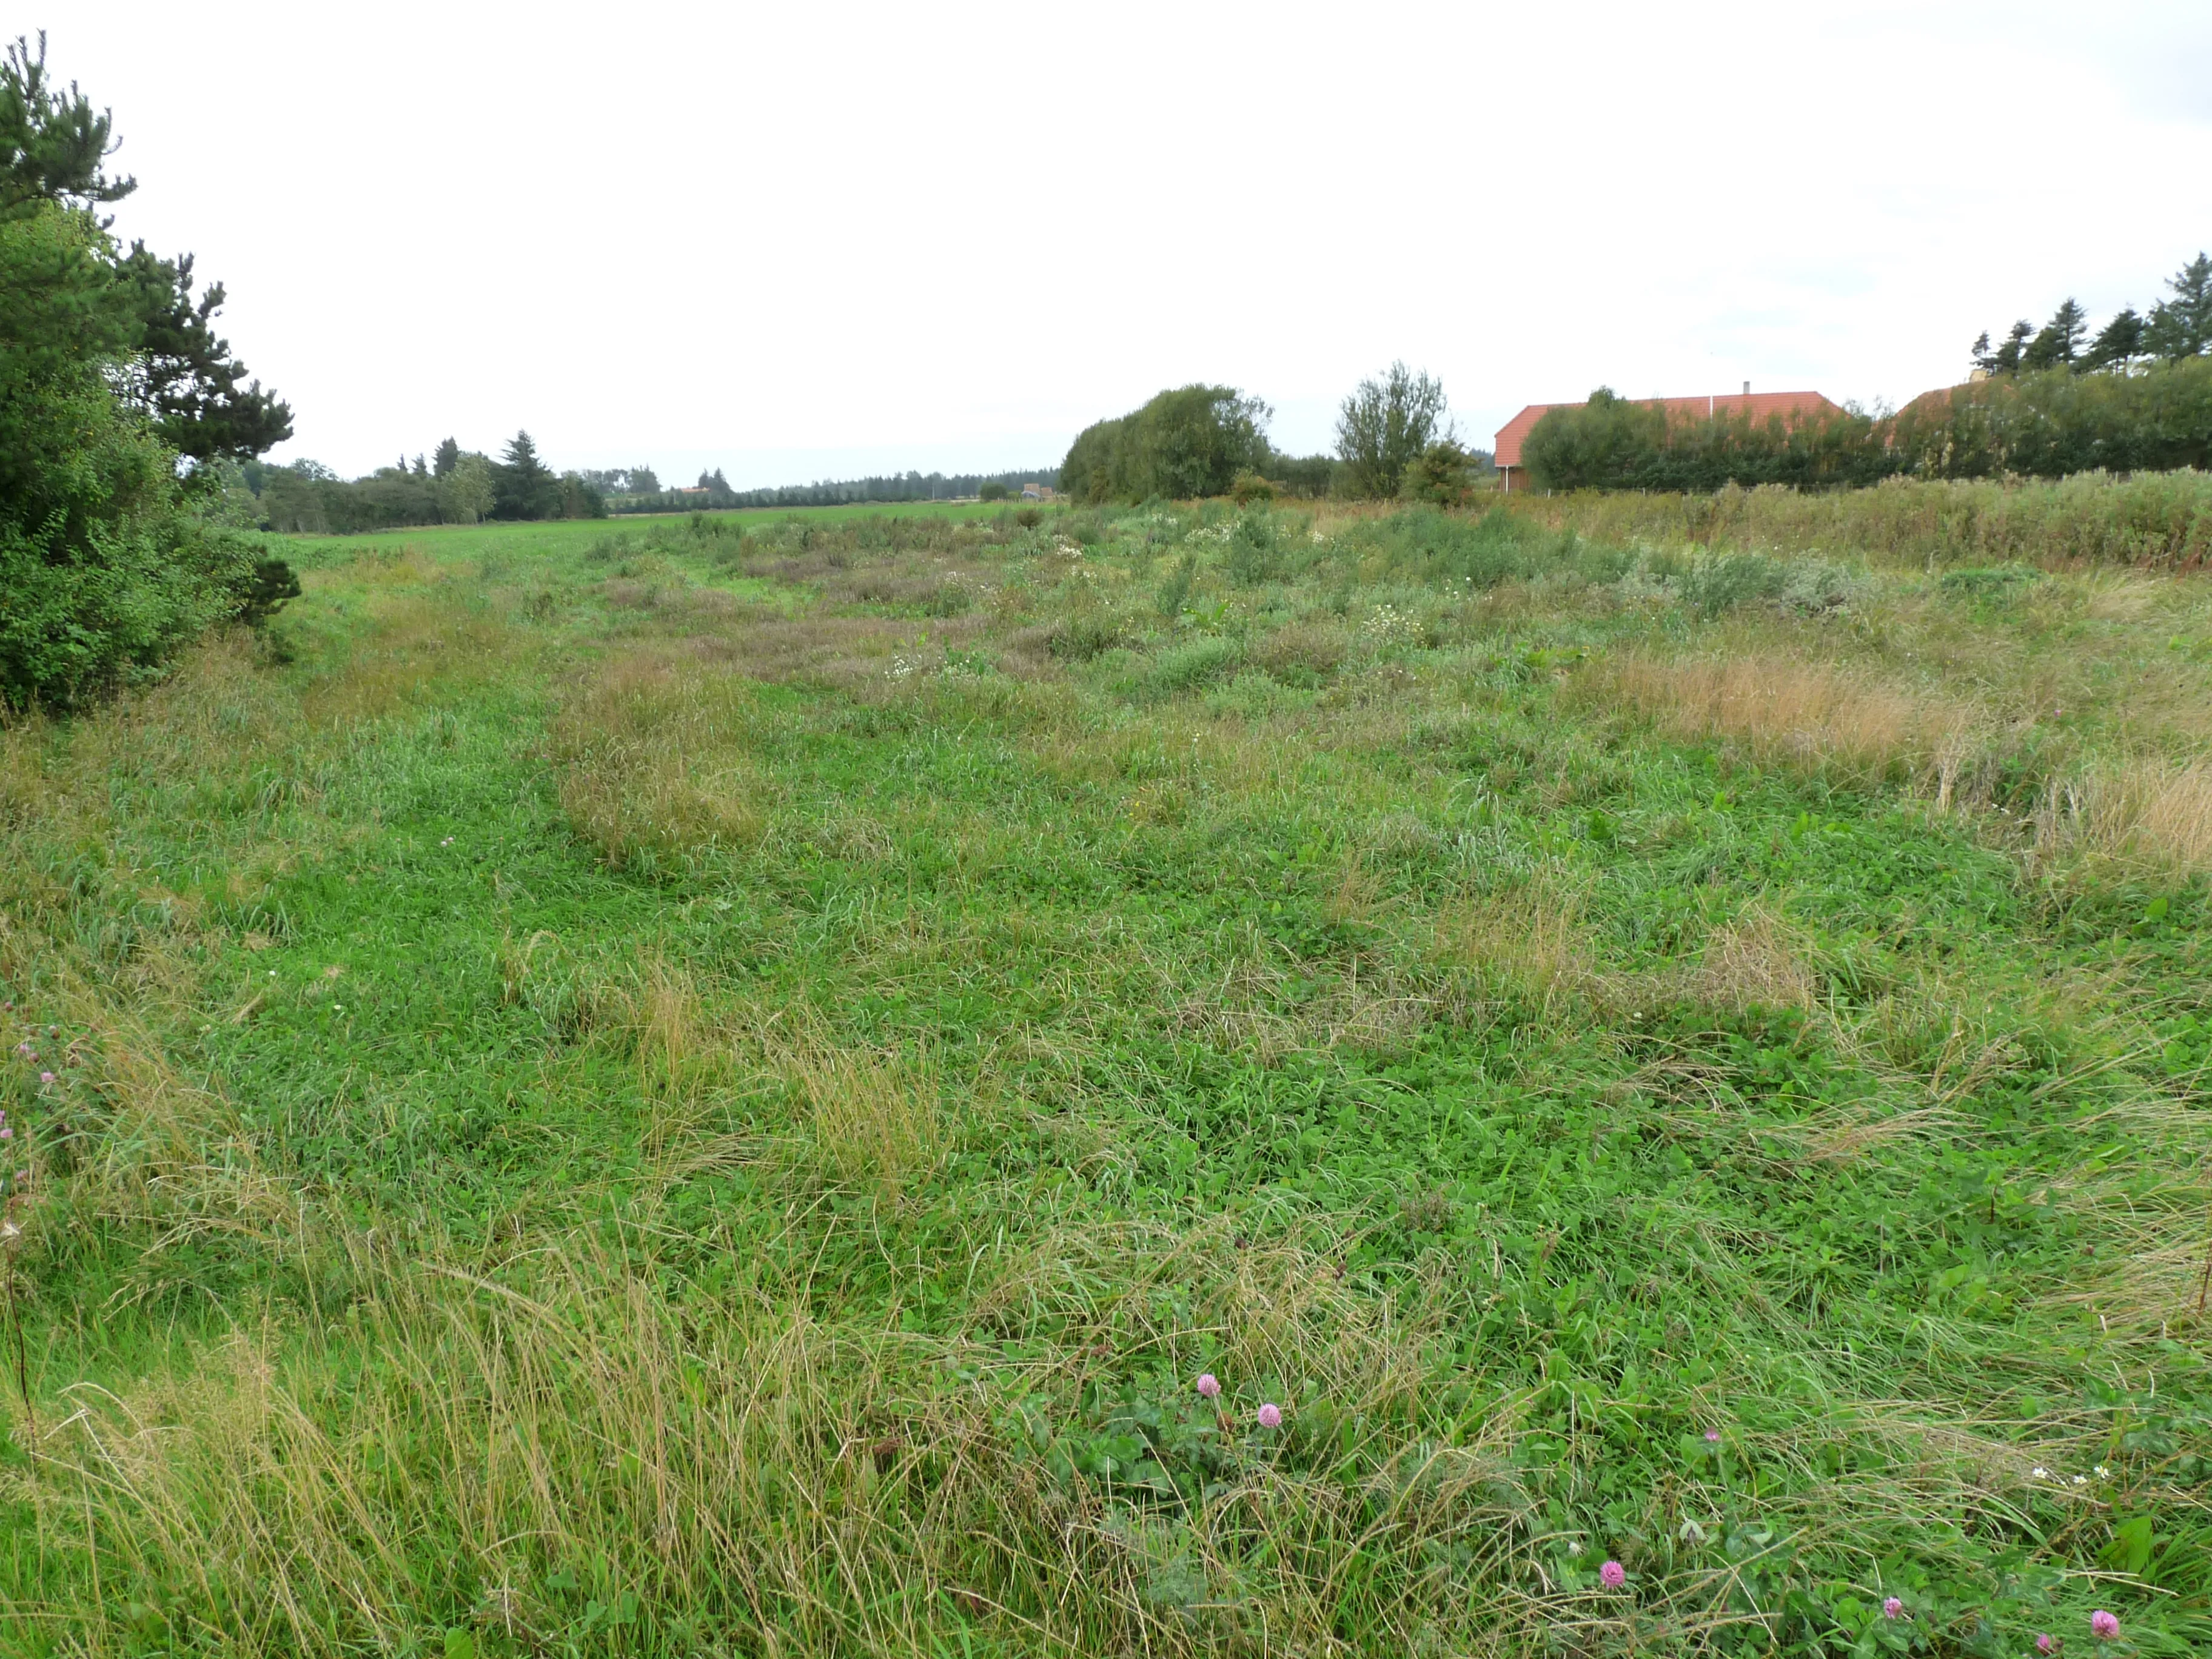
[1524,360,2212,494]
[0,40,295,708]
[1524,390,1900,492]
[1062,384,1271,503]
[0,351,266,706]
[1399,438,1483,505]
[1895,358,2212,478]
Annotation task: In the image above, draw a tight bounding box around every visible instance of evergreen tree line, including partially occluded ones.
[1971,252,2212,375]
[239,432,607,535]
[1,33,298,709]
[605,467,1061,514]
[1061,365,1496,506]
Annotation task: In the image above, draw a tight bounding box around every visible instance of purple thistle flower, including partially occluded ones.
[1196,1373,1219,1399]
[1256,1403,1282,1428]
[1599,1560,1626,1589]
[1883,1597,1903,1619]
[2090,1611,2119,1640]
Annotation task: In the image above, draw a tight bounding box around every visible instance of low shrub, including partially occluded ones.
[1133,635,1242,695]
[1048,612,1127,662]
[1230,469,1276,504]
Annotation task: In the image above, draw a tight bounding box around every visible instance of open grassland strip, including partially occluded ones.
[1499,469,2212,572]
[1,503,2209,1654]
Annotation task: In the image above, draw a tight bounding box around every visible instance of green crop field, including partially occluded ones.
[2,498,2208,1657]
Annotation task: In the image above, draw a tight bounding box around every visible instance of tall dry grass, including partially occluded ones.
[549,648,767,862]
[1582,651,2212,875]
[2071,758,2212,872]
[1499,469,2212,570]
[770,1031,943,1200]
[10,1219,1564,1657]
[1577,651,1978,789]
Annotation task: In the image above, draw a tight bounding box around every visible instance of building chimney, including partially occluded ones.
[1743,381,1750,397]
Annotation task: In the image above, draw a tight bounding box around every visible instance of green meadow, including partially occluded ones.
[2,496,2208,1657]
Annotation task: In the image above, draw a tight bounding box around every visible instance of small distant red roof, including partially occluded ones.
[1493,390,1842,471]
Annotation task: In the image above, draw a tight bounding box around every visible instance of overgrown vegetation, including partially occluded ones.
[0,33,294,708]
[1498,468,2212,571]
[3,490,2208,1655]
[1522,361,2212,493]
[1062,368,1492,506]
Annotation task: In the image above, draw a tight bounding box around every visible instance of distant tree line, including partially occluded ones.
[1061,366,1493,505]
[242,431,607,533]
[606,468,1061,514]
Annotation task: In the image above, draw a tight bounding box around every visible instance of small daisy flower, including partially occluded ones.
[2032,1466,2051,1480]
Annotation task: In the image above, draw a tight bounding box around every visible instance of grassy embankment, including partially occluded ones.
[1,488,2209,1656]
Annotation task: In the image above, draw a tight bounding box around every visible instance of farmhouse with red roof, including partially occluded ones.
[1493,384,1843,492]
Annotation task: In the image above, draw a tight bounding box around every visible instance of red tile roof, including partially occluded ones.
[1493,390,1842,471]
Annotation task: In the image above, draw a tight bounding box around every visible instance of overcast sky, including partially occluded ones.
[55,1,2212,486]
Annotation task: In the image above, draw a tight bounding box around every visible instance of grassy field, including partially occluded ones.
[1,497,2208,1657]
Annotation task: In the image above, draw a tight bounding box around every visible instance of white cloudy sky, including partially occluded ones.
[55,1,2212,486]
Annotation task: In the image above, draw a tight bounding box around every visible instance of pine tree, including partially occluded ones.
[0,31,135,213]
[492,430,558,520]
[113,243,292,464]
[2082,308,2144,373]
[2023,299,2087,371]
[433,436,460,477]
[1969,331,1997,375]
[2145,252,2211,361]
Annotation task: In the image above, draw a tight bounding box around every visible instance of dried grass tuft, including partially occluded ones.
[1689,903,1818,1014]
[549,648,766,862]
[2076,758,2212,873]
[1586,652,1974,783]
[765,1031,943,1200]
